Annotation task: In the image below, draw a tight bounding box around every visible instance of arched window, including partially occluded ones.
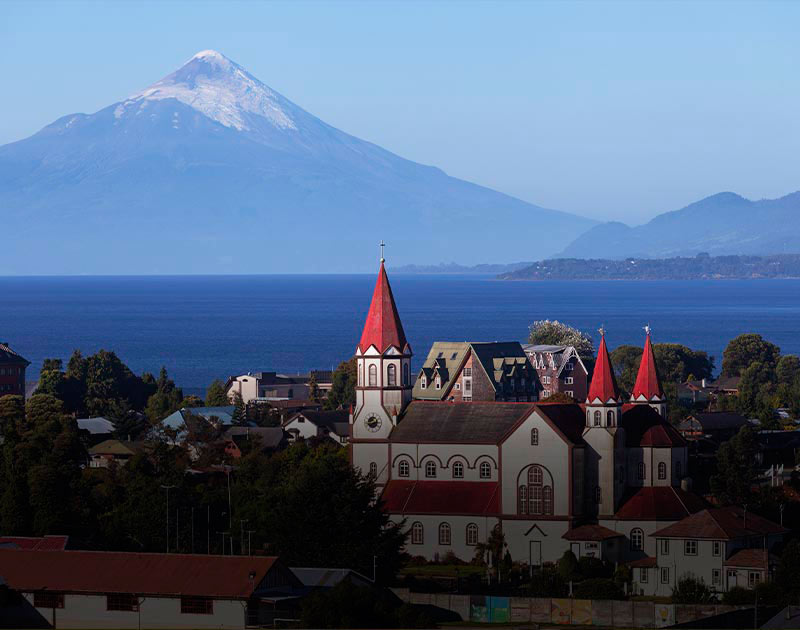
[452,461,464,478]
[531,428,539,446]
[595,486,602,504]
[425,461,437,478]
[411,522,423,545]
[368,364,377,387]
[594,410,601,426]
[398,460,410,477]
[630,528,643,550]
[387,364,397,386]
[658,462,667,480]
[369,462,377,477]
[403,363,410,386]
[528,466,543,485]
[439,523,451,545]
[543,485,553,515]
[518,485,528,514]
[637,462,646,480]
[607,410,615,426]
[480,462,491,479]
[466,523,479,546]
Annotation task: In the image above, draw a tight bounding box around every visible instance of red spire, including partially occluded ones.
[587,333,620,404]
[632,328,663,400]
[357,262,409,354]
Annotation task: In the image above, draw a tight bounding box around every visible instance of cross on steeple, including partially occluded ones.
[380,240,386,263]
[644,323,651,335]
[598,324,606,337]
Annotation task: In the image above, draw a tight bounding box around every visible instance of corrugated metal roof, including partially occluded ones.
[76,417,115,434]
[0,550,282,598]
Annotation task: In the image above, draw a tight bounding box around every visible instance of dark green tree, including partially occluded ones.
[737,361,776,418]
[205,379,230,406]
[722,334,780,377]
[324,357,357,411]
[710,425,758,505]
[307,373,321,403]
[609,345,643,392]
[35,358,66,398]
[231,391,247,425]
[776,355,800,385]
[144,367,184,424]
[528,320,594,360]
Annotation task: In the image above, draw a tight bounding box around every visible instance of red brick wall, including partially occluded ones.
[0,363,26,396]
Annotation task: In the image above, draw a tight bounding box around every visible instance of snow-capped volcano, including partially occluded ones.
[114,50,297,132]
[0,51,596,274]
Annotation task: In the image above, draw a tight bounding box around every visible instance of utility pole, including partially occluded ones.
[160,484,176,553]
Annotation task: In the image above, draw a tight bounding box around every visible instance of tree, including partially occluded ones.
[722,334,780,377]
[775,539,800,602]
[231,391,247,425]
[609,345,643,392]
[546,391,578,404]
[35,358,65,398]
[307,373,321,403]
[776,355,800,385]
[205,379,230,406]
[0,395,25,435]
[610,343,714,393]
[710,425,758,505]
[324,357,357,411]
[528,320,594,360]
[556,550,580,581]
[671,575,714,604]
[144,367,184,424]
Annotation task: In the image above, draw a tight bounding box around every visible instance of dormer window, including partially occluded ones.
[435,376,441,390]
[421,376,427,389]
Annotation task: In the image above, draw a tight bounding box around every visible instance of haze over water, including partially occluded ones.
[2,275,799,391]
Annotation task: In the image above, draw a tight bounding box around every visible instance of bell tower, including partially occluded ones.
[583,329,626,517]
[350,244,413,486]
[631,325,667,417]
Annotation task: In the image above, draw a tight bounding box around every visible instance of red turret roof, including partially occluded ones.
[358,262,409,354]
[632,331,663,400]
[587,334,620,403]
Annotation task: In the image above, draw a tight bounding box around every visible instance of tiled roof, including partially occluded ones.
[620,404,686,447]
[652,506,787,540]
[628,556,657,568]
[686,412,748,431]
[358,262,408,354]
[223,426,285,449]
[391,401,535,444]
[413,342,469,400]
[535,403,587,445]
[0,550,287,598]
[587,335,620,403]
[381,481,500,515]
[615,487,708,521]
[632,332,663,400]
[0,535,68,551]
[562,524,623,541]
[724,549,770,569]
[0,343,30,366]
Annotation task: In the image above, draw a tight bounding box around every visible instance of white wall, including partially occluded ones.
[397,514,499,562]
[390,443,499,482]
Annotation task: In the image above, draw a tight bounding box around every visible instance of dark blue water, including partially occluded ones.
[1,275,799,390]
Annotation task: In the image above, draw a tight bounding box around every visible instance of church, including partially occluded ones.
[349,259,705,567]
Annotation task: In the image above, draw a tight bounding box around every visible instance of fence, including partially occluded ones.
[393,589,740,627]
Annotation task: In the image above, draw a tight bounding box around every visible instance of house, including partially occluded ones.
[223,426,285,458]
[161,406,236,432]
[0,342,29,398]
[225,370,333,405]
[523,344,589,400]
[678,412,749,443]
[76,416,115,445]
[0,549,301,629]
[678,377,741,405]
[283,410,350,444]
[88,439,141,468]
[631,506,787,597]
[413,341,538,403]
[350,259,703,567]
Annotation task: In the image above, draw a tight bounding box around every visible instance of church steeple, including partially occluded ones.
[631,325,666,417]
[587,330,621,405]
[357,260,410,355]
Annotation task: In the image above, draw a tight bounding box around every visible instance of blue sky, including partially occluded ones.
[2,0,798,223]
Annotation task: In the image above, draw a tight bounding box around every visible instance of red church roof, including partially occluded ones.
[357,262,409,354]
[632,331,663,400]
[381,481,500,516]
[587,334,620,403]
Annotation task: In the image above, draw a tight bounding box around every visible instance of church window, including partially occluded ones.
[530,485,542,514]
[359,364,363,386]
[593,411,601,426]
[658,462,667,480]
[630,528,644,550]
[403,364,410,386]
[452,461,464,478]
[387,364,397,387]
[531,428,539,446]
[637,462,646,480]
[438,523,451,545]
[529,466,543,485]
[543,486,553,515]
[518,486,528,514]
[425,461,437,478]
[479,462,491,479]
[369,462,377,477]
[411,522,423,544]
[398,460,410,477]
[607,410,614,426]
[466,523,479,546]
[368,364,377,387]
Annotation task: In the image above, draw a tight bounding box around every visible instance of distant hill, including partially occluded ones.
[392,261,534,274]
[499,254,800,281]
[0,50,596,275]
[558,192,800,259]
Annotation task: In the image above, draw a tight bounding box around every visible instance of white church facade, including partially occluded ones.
[350,260,704,568]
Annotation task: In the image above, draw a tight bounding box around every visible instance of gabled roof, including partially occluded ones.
[615,486,708,521]
[0,535,68,551]
[162,406,236,430]
[724,549,771,569]
[620,404,686,447]
[223,426,285,449]
[562,524,623,541]
[0,342,30,366]
[587,334,620,403]
[287,410,349,435]
[523,344,587,377]
[413,342,470,400]
[381,480,500,515]
[683,412,748,431]
[88,439,139,456]
[652,506,787,540]
[632,331,663,401]
[470,342,532,392]
[628,556,657,568]
[357,262,408,354]
[0,550,291,599]
[535,403,587,445]
[390,401,535,444]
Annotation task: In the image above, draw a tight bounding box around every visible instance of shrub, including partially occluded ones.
[578,556,613,580]
[574,577,625,600]
[672,576,714,604]
[526,566,569,598]
[722,586,753,606]
[556,550,580,581]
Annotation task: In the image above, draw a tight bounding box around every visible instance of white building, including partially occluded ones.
[283,410,350,444]
[350,260,706,569]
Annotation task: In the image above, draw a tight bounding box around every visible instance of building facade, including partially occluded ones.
[523,344,589,400]
[0,342,30,397]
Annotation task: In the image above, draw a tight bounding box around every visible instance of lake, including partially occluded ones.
[1,275,799,391]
